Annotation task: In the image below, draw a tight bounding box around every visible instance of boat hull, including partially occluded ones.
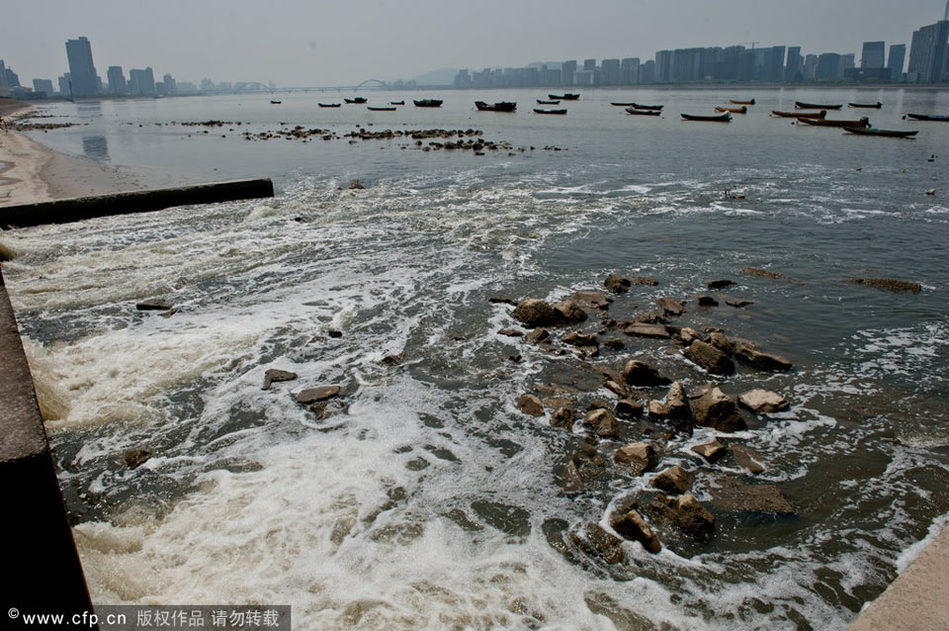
[795,101,842,110]
[845,127,918,138]
[681,113,732,122]
[533,108,567,115]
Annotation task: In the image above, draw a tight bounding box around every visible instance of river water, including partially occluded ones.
[3,87,949,630]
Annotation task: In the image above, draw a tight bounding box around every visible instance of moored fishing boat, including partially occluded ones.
[630,102,663,110]
[844,127,918,138]
[474,101,517,112]
[389,100,404,105]
[533,108,567,115]
[270,100,282,104]
[772,109,826,119]
[730,98,756,105]
[344,97,367,104]
[413,99,443,107]
[318,103,341,108]
[626,107,661,116]
[906,113,949,121]
[795,101,842,110]
[610,102,635,106]
[537,99,560,104]
[848,102,882,109]
[681,112,732,122]
[367,106,397,111]
[798,116,870,128]
[715,105,747,114]
[549,93,579,100]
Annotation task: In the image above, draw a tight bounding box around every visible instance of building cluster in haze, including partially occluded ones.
[453,16,949,89]
[0,36,263,100]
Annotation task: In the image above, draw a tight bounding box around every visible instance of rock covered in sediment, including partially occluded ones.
[262,369,298,390]
[525,328,550,344]
[648,399,669,421]
[516,394,545,417]
[710,477,795,515]
[674,494,716,540]
[741,266,796,282]
[511,299,563,327]
[724,297,754,308]
[571,522,625,564]
[847,277,921,294]
[613,442,659,475]
[610,509,662,553]
[738,389,790,413]
[624,322,671,339]
[734,343,792,372]
[652,465,692,495]
[550,406,576,429]
[583,408,621,438]
[296,385,344,404]
[615,399,644,419]
[730,444,766,474]
[691,439,727,462]
[683,340,735,376]
[623,360,672,387]
[656,297,685,318]
[692,387,746,432]
[707,332,734,353]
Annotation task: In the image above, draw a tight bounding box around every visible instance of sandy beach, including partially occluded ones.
[0,97,164,207]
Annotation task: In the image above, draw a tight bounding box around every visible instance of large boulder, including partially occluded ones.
[652,465,692,495]
[583,408,620,438]
[691,439,727,462]
[511,299,563,327]
[623,360,671,387]
[710,477,795,515]
[735,344,792,372]
[517,394,545,417]
[610,509,661,553]
[656,297,685,318]
[692,387,746,432]
[613,442,659,475]
[647,493,716,541]
[570,522,625,564]
[683,340,735,376]
[554,299,588,324]
[738,389,790,414]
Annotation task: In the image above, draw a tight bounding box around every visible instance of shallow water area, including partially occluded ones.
[3,87,949,630]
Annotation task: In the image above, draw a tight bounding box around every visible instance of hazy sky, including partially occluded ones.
[2,1,946,86]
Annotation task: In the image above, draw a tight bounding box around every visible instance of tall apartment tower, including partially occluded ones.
[887,44,907,78]
[860,41,886,69]
[65,36,99,96]
[908,20,949,83]
[107,66,126,94]
[785,46,804,81]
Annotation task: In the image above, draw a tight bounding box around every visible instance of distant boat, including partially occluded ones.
[906,113,949,122]
[795,101,842,110]
[270,100,282,104]
[844,126,918,138]
[389,100,404,105]
[681,112,732,122]
[413,99,443,107]
[730,98,756,105]
[367,106,397,111]
[772,109,826,119]
[533,108,567,115]
[549,93,579,100]
[537,99,560,104]
[344,97,367,104]
[610,102,635,106]
[630,102,663,110]
[318,103,341,108]
[848,102,882,109]
[715,105,747,114]
[625,107,661,116]
[798,116,870,128]
[475,101,517,112]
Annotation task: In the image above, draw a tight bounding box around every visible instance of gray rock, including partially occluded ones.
[692,387,746,432]
[623,360,671,387]
[652,465,692,495]
[610,509,662,553]
[735,344,793,372]
[683,340,735,376]
[296,385,344,404]
[516,394,545,417]
[613,442,659,475]
[262,368,298,390]
[738,389,790,414]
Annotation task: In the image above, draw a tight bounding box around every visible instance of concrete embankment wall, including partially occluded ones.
[0,268,95,618]
[0,177,274,227]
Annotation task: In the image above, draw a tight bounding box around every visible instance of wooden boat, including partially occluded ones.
[270,100,282,104]
[844,126,918,138]
[626,108,661,116]
[906,113,949,122]
[772,109,826,119]
[848,102,882,109]
[474,101,516,112]
[795,101,842,110]
[681,112,732,122]
[533,108,567,115]
[318,103,341,108]
[630,102,663,110]
[798,116,869,128]
[413,99,443,107]
[549,93,579,100]
[610,102,635,106]
[344,97,367,104]
[389,100,404,105]
[715,105,747,114]
[537,99,560,104]
[367,106,396,111]
[730,99,756,105]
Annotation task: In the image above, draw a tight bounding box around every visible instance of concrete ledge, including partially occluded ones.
[0,269,95,617]
[0,177,274,228]
[849,525,949,630]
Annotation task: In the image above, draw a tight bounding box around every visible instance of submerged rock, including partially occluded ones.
[550,406,576,430]
[735,344,792,372]
[571,522,625,564]
[741,266,797,282]
[614,399,643,419]
[730,444,766,474]
[571,290,612,310]
[604,273,632,294]
[610,509,662,553]
[624,322,671,339]
[554,299,588,324]
[656,297,685,318]
[563,331,598,347]
[710,477,795,515]
[561,459,585,495]
[847,277,921,294]
[706,279,735,289]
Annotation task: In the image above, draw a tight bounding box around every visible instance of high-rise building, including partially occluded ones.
[127,67,156,96]
[908,20,949,83]
[560,60,577,85]
[803,54,819,80]
[621,58,640,84]
[816,53,843,80]
[58,74,71,96]
[785,46,804,81]
[640,60,656,83]
[107,66,126,94]
[600,58,621,84]
[655,50,673,82]
[0,60,7,88]
[161,73,176,95]
[65,36,99,96]
[887,44,907,79]
[32,78,54,96]
[861,41,886,69]
[583,58,596,72]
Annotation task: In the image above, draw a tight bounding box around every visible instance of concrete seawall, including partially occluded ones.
[0,268,95,619]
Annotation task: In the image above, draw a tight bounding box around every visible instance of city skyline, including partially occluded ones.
[0,1,946,88]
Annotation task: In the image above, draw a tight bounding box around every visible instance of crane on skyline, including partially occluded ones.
[944,0,948,21]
